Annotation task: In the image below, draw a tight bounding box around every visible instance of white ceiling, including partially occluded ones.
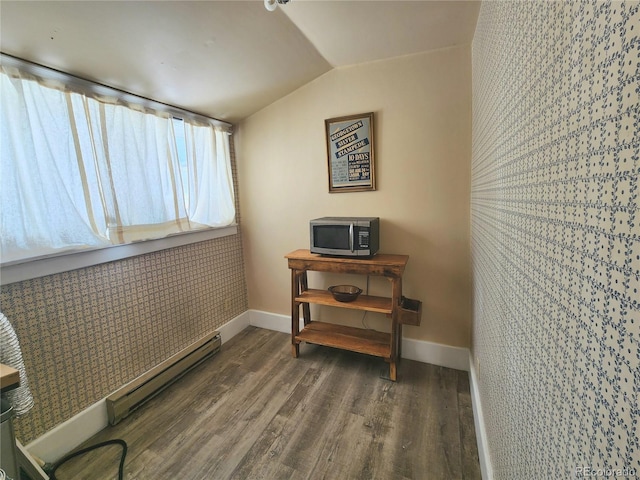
[0,1,480,124]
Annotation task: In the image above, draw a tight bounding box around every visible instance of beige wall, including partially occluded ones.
[237,45,471,348]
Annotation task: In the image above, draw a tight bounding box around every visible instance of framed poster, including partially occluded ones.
[325,112,375,193]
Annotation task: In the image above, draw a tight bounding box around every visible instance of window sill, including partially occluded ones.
[0,224,238,285]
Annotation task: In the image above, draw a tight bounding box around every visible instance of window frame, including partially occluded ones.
[0,224,238,285]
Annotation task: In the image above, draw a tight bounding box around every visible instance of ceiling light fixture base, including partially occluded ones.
[264,0,290,12]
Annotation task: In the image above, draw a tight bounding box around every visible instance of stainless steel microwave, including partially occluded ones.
[309,217,379,257]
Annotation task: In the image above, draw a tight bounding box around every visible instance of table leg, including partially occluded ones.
[390,277,402,379]
[291,269,300,358]
[300,271,311,326]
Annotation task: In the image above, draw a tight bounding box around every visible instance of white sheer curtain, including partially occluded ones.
[0,63,235,264]
[69,96,190,244]
[1,68,109,262]
[184,122,235,227]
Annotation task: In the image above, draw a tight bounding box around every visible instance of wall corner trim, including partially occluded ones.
[469,351,494,480]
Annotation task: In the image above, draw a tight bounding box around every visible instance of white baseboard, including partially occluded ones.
[218,310,251,344]
[249,309,470,372]
[468,352,493,480]
[26,395,108,464]
[402,337,470,371]
[249,309,302,333]
[26,311,252,463]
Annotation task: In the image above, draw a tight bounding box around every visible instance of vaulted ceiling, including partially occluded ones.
[0,1,480,124]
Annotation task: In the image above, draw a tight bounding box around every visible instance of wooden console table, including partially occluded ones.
[285,249,420,381]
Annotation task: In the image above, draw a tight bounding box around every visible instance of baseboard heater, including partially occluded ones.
[106,331,221,425]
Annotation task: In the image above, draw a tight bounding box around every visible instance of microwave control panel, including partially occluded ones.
[357,228,370,247]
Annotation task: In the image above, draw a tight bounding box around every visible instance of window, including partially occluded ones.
[0,56,235,266]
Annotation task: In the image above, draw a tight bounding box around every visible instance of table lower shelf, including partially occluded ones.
[295,321,391,358]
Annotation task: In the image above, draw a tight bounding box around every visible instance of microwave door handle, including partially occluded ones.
[349,223,354,253]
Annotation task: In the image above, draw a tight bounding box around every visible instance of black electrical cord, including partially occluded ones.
[49,439,127,480]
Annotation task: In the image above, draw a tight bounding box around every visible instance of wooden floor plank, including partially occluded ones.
[51,327,480,480]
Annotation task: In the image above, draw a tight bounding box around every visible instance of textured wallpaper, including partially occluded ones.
[472,1,639,478]
[0,137,248,444]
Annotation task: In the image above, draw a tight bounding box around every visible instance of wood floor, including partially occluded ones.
[52,327,481,480]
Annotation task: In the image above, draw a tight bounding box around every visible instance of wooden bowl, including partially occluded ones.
[328,285,362,302]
